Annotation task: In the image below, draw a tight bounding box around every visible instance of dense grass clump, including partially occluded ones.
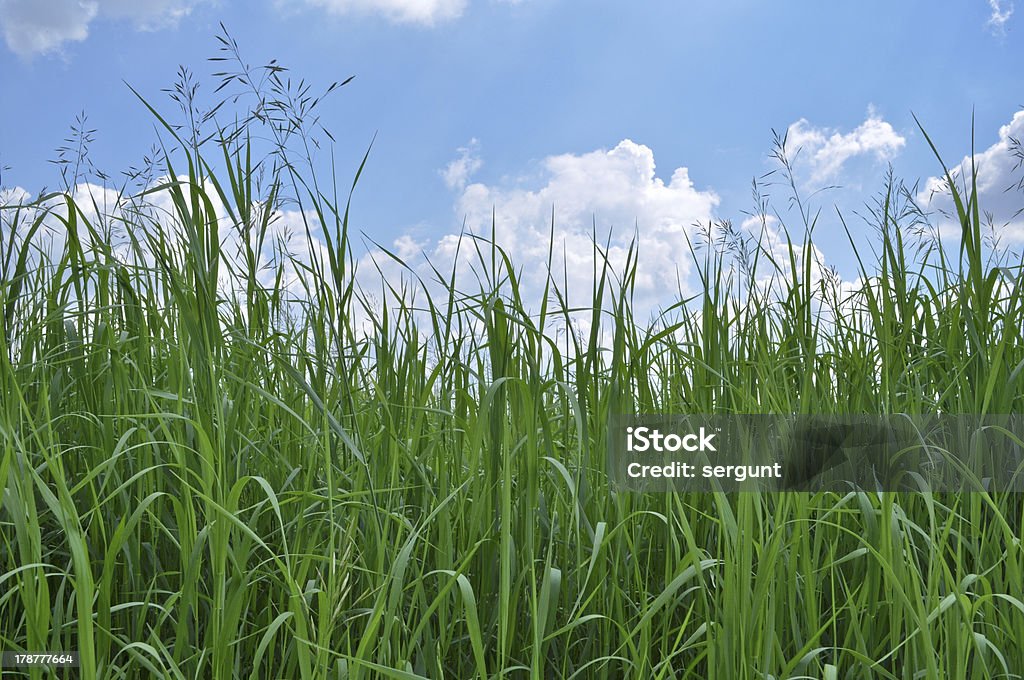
[1,45,1023,679]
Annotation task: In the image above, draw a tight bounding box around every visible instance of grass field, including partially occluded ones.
[1,54,1023,679]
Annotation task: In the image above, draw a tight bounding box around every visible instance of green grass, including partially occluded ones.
[1,46,1023,678]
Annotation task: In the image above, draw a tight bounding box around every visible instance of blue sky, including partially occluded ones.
[1,0,1022,310]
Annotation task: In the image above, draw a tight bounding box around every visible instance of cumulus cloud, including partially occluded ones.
[365,139,719,326]
[0,0,208,57]
[987,0,1014,33]
[0,0,501,55]
[441,139,482,190]
[785,108,906,184]
[100,0,201,28]
[0,178,335,306]
[296,0,467,25]
[0,0,97,56]
[0,186,31,207]
[917,108,1024,242]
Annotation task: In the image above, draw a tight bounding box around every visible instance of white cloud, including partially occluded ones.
[441,138,482,190]
[297,0,467,25]
[0,0,208,57]
[0,186,31,206]
[917,108,1024,243]
[366,139,719,325]
[0,178,332,300]
[0,0,97,57]
[100,0,200,29]
[987,0,1014,33]
[785,108,906,184]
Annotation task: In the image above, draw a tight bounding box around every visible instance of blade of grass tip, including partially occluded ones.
[2,209,46,341]
[912,113,971,257]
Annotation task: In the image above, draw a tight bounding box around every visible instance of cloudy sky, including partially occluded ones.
[1,0,1022,308]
